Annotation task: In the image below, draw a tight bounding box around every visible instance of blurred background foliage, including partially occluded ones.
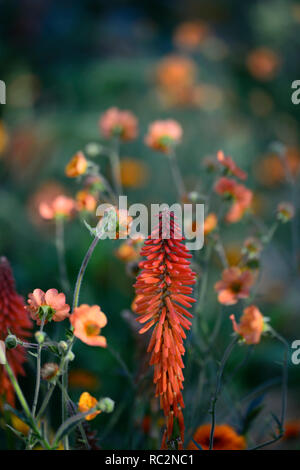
[0,0,300,449]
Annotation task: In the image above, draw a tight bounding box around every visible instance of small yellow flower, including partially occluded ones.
[65,151,88,178]
[10,414,30,436]
[78,392,101,421]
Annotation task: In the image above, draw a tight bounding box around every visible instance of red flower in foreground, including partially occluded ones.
[134,212,196,448]
[0,257,32,405]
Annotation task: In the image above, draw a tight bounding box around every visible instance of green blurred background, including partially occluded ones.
[0,0,300,450]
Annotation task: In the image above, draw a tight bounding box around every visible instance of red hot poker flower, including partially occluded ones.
[134,212,196,448]
[0,257,32,405]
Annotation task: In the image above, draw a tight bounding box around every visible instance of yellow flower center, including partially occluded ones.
[85,323,100,336]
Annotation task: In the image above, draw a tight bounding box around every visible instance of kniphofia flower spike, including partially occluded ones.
[134,211,196,448]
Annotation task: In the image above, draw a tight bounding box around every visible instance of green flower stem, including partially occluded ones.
[72,235,101,311]
[32,315,46,418]
[168,149,186,200]
[4,361,51,450]
[209,337,238,450]
[36,382,56,421]
[59,234,101,450]
[55,216,70,294]
[109,137,122,196]
[247,327,288,450]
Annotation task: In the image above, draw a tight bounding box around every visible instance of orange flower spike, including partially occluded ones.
[78,392,101,421]
[26,288,70,324]
[217,150,247,180]
[134,212,196,447]
[214,267,254,305]
[70,305,107,347]
[65,151,88,178]
[230,305,264,345]
[0,257,32,405]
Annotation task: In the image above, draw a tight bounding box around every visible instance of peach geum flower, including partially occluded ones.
[99,107,138,141]
[39,195,76,220]
[215,267,254,305]
[26,288,70,324]
[217,150,247,180]
[78,392,101,421]
[188,424,246,450]
[214,177,253,223]
[70,305,107,347]
[145,119,183,153]
[76,190,97,212]
[65,151,88,178]
[230,305,264,345]
[0,257,32,405]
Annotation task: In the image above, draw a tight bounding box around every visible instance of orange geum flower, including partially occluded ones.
[156,55,196,90]
[76,190,97,212]
[65,151,88,178]
[173,21,209,50]
[99,107,138,141]
[204,213,218,235]
[78,392,101,421]
[214,266,254,305]
[214,177,253,223]
[217,150,247,180]
[188,423,246,450]
[39,195,76,220]
[246,47,280,81]
[26,288,70,324]
[145,120,183,154]
[120,157,149,188]
[230,305,264,345]
[70,305,107,347]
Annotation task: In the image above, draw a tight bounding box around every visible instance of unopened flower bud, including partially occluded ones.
[58,341,68,352]
[85,142,103,157]
[66,351,75,362]
[0,340,6,365]
[5,334,18,350]
[97,397,115,413]
[277,202,295,223]
[41,362,60,381]
[35,331,46,344]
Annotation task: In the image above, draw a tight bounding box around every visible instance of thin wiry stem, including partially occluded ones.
[32,315,46,417]
[168,149,186,200]
[247,327,288,450]
[72,235,100,311]
[109,137,123,196]
[209,337,238,450]
[55,217,71,294]
[4,361,52,450]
